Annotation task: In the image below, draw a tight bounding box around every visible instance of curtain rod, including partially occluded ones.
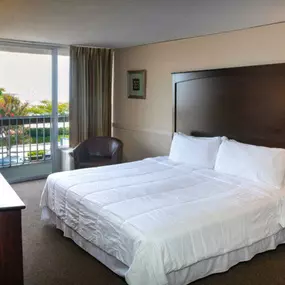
[71,44,112,49]
[0,38,113,50]
[0,38,68,49]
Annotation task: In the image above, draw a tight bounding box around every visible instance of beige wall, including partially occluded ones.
[113,23,285,162]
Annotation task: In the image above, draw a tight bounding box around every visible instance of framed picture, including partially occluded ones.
[127,70,146,99]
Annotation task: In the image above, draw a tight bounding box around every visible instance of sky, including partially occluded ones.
[0,51,69,104]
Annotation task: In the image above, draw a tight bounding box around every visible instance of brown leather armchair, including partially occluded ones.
[71,136,123,169]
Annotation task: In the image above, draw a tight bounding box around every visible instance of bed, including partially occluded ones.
[41,63,285,285]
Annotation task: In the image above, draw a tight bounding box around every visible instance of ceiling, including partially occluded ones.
[0,0,285,48]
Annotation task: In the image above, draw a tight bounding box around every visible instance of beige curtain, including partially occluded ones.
[69,46,113,147]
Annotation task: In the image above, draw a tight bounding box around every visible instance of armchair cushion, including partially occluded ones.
[77,157,115,169]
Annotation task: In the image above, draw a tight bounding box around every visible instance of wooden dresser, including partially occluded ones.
[0,174,25,285]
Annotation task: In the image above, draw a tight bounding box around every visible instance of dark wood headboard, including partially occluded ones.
[172,63,285,148]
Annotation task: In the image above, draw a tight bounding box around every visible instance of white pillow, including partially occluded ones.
[215,138,285,188]
[169,133,222,168]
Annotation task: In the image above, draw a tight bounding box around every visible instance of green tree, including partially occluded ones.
[0,90,29,117]
[27,100,69,115]
[0,89,30,157]
[0,89,69,161]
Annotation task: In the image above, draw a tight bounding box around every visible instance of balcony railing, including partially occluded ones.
[0,115,69,168]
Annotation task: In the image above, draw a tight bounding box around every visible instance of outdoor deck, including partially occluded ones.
[0,115,69,183]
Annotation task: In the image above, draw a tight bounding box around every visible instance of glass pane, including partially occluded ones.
[0,45,53,183]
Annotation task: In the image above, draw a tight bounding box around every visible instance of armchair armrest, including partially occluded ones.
[72,143,90,168]
[111,145,123,164]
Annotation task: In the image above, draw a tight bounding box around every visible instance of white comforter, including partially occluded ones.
[40,157,285,285]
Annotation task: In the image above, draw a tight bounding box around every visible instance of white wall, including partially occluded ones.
[114,23,285,161]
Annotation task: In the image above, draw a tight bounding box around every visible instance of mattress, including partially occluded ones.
[40,157,285,285]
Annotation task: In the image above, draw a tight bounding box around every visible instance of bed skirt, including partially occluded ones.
[41,206,285,285]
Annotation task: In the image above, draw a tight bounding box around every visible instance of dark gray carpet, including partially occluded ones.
[12,180,285,285]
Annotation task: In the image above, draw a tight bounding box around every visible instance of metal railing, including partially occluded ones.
[0,115,69,168]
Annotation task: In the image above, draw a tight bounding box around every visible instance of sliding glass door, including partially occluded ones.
[0,42,69,183]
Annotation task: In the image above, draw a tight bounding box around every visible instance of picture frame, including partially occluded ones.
[127,70,146,99]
